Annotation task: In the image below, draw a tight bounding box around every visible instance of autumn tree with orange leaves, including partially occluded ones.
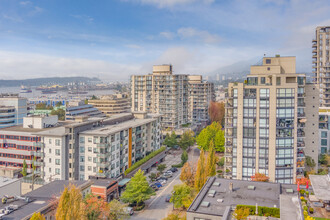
[180,162,195,188]
[251,173,269,182]
[209,101,225,125]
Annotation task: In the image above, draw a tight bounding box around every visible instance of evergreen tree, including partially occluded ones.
[56,184,84,220]
[121,169,155,206]
[21,159,27,177]
[194,149,206,191]
[206,140,216,177]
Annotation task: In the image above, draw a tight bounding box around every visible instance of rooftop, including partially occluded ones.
[309,175,330,201]
[0,121,71,133]
[0,176,19,188]
[187,177,298,217]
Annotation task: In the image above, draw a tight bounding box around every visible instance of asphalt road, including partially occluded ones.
[130,146,200,220]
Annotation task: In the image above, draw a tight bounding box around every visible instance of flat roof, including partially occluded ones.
[187,177,298,217]
[0,176,19,188]
[1,180,91,220]
[91,179,117,187]
[80,117,157,136]
[0,121,71,134]
[309,175,330,201]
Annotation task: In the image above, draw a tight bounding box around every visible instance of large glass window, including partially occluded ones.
[321,131,327,138]
[243,99,256,107]
[321,139,328,146]
[260,128,269,138]
[276,149,293,158]
[260,100,269,108]
[259,89,269,98]
[243,108,256,117]
[277,108,294,118]
[277,98,294,108]
[243,118,255,127]
[259,119,269,127]
[243,128,256,137]
[260,109,269,118]
[276,139,293,148]
[277,88,294,97]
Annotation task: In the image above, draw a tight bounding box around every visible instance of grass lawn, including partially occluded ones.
[314,217,330,220]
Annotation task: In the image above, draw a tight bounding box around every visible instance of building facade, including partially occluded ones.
[131,65,214,129]
[312,26,330,107]
[65,101,105,121]
[88,94,131,117]
[224,56,319,184]
[0,94,27,128]
[78,112,162,180]
[188,75,215,125]
[319,108,330,154]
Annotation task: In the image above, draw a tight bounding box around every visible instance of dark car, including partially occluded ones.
[156,176,168,181]
[170,167,178,172]
[165,195,171,202]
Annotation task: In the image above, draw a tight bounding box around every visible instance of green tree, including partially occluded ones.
[170,184,195,209]
[149,173,157,181]
[163,131,178,148]
[157,164,167,173]
[85,99,88,104]
[55,101,62,107]
[194,149,206,191]
[35,102,47,110]
[178,131,195,151]
[196,122,225,152]
[91,95,98,100]
[217,157,225,167]
[206,141,216,177]
[56,184,84,220]
[106,199,129,220]
[181,150,188,164]
[30,212,45,220]
[21,159,27,177]
[51,108,66,121]
[121,169,155,206]
[306,156,316,169]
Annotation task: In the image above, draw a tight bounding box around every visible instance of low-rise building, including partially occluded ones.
[65,101,105,121]
[78,112,162,180]
[0,94,27,128]
[319,108,330,154]
[187,177,302,220]
[88,94,131,117]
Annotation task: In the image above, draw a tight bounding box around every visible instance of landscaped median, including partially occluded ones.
[124,146,167,176]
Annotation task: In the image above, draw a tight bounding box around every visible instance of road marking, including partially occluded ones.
[147,171,181,208]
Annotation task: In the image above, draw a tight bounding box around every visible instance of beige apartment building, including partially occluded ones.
[312,26,330,107]
[88,94,130,117]
[224,56,319,184]
[131,65,214,129]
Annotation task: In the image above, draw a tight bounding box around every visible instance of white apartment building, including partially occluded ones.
[319,108,330,154]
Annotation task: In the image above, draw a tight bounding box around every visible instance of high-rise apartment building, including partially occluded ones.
[0,94,27,128]
[88,94,131,117]
[188,75,215,124]
[312,26,330,107]
[131,65,214,129]
[224,56,319,184]
[318,108,330,154]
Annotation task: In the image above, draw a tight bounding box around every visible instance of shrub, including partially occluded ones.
[217,170,223,173]
[172,163,184,168]
[235,205,280,218]
[309,207,314,213]
[303,206,308,211]
[124,147,166,175]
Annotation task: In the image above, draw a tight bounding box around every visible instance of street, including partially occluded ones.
[130,146,200,220]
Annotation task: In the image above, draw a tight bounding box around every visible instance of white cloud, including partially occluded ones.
[177,27,221,44]
[0,51,140,81]
[159,31,175,40]
[71,15,94,24]
[2,14,23,22]
[125,44,143,49]
[126,0,214,8]
[19,1,32,6]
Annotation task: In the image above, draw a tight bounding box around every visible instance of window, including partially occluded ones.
[88,147,92,152]
[243,99,256,108]
[321,131,327,138]
[49,139,52,144]
[79,137,85,143]
[259,128,269,138]
[243,148,255,157]
[88,156,92,162]
[80,166,85,171]
[79,147,85,153]
[259,118,269,127]
[243,118,255,127]
[55,149,60,156]
[55,139,61,146]
[88,138,92,143]
[260,100,269,108]
[260,109,269,118]
[88,166,92,171]
[233,89,238,97]
[266,59,271,64]
[277,88,294,97]
[259,148,269,158]
[260,139,269,148]
[321,139,327,146]
[55,159,60,165]
[243,128,255,137]
[276,77,281,85]
[276,149,293,158]
[259,88,269,98]
[260,77,266,84]
[243,108,256,117]
[55,168,60,175]
[80,156,85,162]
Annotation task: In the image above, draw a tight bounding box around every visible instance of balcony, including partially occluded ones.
[297,123,305,128]
[97,143,109,148]
[225,141,233,146]
[97,152,111,158]
[34,161,44,166]
[297,141,305,148]
[297,113,306,118]
[297,102,306,107]
[33,151,44,157]
[297,130,305,138]
[33,142,44,148]
[97,161,111,168]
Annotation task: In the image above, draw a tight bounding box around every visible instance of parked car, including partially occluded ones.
[165,195,171,202]
[150,182,162,190]
[125,207,134,215]
[165,170,173,175]
[163,172,172,178]
[170,167,178,172]
[158,179,167,185]
[157,176,168,181]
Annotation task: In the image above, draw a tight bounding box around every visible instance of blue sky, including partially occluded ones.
[0,0,329,81]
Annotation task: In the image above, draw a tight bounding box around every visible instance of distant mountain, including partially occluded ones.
[0,76,101,87]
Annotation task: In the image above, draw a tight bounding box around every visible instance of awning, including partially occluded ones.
[118,178,131,187]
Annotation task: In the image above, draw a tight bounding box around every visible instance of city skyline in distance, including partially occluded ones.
[0,0,329,81]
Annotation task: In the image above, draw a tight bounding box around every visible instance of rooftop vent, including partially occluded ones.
[286,189,294,194]
[217,199,224,203]
[248,185,256,190]
[208,190,216,197]
[229,182,233,192]
[201,201,210,207]
[213,182,220,186]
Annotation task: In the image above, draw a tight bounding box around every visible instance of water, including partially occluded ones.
[0,87,115,99]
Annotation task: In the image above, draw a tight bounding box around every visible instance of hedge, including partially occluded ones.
[236,205,280,218]
[124,146,166,175]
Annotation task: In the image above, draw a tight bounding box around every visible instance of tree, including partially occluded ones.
[56,184,84,220]
[209,101,225,125]
[206,141,216,177]
[35,102,47,110]
[91,95,98,100]
[149,173,157,182]
[180,162,195,188]
[319,154,330,166]
[232,207,250,220]
[181,150,188,164]
[51,108,65,121]
[157,164,167,173]
[85,99,89,104]
[30,212,45,220]
[217,157,225,167]
[83,193,107,220]
[163,131,178,148]
[55,101,62,107]
[251,173,269,182]
[121,169,155,206]
[170,184,195,209]
[194,149,207,191]
[105,199,129,220]
[306,156,316,169]
[21,159,27,177]
[163,211,186,220]
[196,122,225,152]
[178,131,195,151]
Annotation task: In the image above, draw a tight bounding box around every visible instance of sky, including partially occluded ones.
[0,0,329,81]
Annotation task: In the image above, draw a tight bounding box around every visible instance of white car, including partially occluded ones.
[158,179,167,185]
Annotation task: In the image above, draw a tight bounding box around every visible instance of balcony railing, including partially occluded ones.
[33,142,44,148]
[33,151,44,157]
